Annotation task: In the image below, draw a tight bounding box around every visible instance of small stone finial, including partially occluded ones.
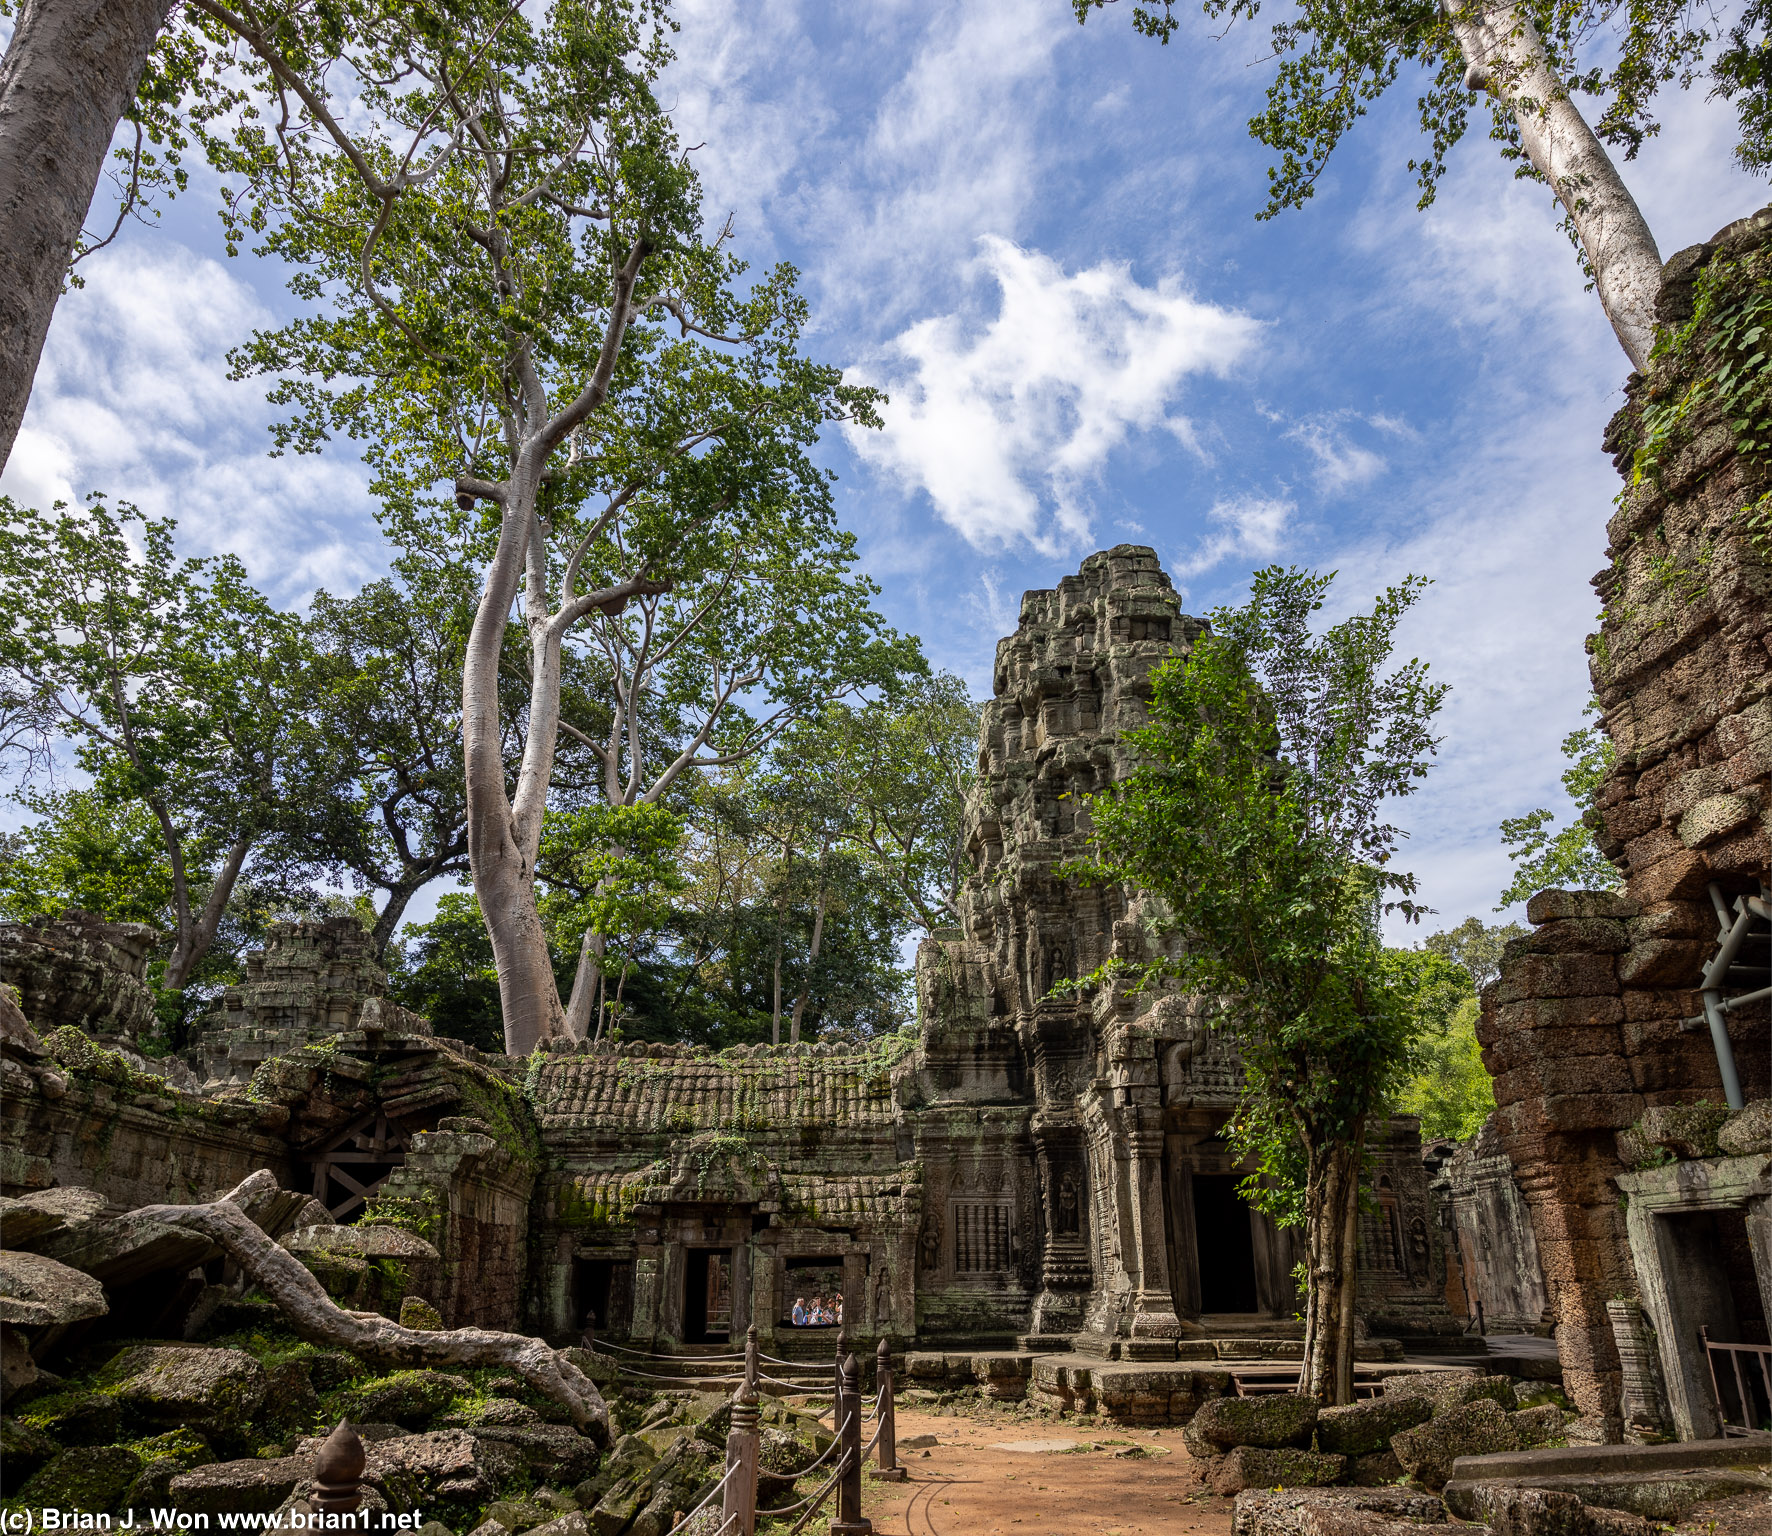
[312,1419,367,1514]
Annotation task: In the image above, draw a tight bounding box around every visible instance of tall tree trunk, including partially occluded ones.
[463,483,569,1057]
[563,927,605,1041]
[788,874,829,1046]
[0,0,177,468]
[771,895,786,1047]
[162,832,254,990]
[1444,0,1661,370]
[1297,1129,1364,1405]
[370,880,422,961]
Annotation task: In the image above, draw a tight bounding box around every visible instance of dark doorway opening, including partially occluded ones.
[576,1257,635,1338]
[1193,1173,1259,1314]
[685,1248,733,1343]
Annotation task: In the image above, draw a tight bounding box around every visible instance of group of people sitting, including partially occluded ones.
[789,1294,843,1327]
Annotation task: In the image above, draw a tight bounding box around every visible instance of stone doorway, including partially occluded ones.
[684,1247,734,1342]
[577,1256,635,1338]
[1192,1173,1259,1315]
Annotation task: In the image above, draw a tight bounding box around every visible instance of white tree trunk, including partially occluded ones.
[137,1172,609,1438]
[462,478,571,1057]
[563,928,604,1042]
[788,874,829,1046]
[1445,0,1661,370]
[0,0,178,467]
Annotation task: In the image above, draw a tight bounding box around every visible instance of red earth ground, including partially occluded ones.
[846,1405,1236,1536]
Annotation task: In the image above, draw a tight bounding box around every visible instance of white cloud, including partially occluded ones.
[1286,415,1387,495]
[1,243,383,606]
[1171,494,1294,579]
[848,237,1260,552]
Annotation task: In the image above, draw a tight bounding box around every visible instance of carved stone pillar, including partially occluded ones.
[1123,1120,1182,1357]
[1029,1120,1091,1338]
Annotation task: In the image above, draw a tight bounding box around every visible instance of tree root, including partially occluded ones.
[136,1170,608,1440]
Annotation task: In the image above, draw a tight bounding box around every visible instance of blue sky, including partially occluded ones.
[3,1,1763,940]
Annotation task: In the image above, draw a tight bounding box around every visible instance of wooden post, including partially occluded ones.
[871,1337,905,1481]
[311,1419,365,1515]
[723,1376,760,1536]
[830,1349,871,1535]
[745,1322,759,1395]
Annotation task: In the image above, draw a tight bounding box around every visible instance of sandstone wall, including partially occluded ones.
[1481,202,1772,1438]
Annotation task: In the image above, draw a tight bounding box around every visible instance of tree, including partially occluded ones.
[0,497,322,989]
[296,556,479,959]
[1420,913,1525,988]
[1498,702,1619,906]
[201,0,883,1055]
[1075,566,1446,1404]
[1075,0,1771,370]
[0,786,175,928]
[1389,938,1505,1139]
[540,496,916,1036]
[816,672,981,937]
[538,800,687,1040]
[0,0,182,466]
[387,891,508,1054]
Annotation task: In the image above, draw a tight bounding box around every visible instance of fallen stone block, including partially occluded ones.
[1233,1485,1449,1536]
[33,1213,218,1287]
[1464,1483,1656,1536]
[170,1455,308,1516]
[1213,1446,1347,1495]
[101,1344,269,1432]
[364,1429,500,1512]
[1349,1450,1405,1486]
[339,1367,472,1428]
[0,1415,61,1494]
[1434,1375,1520,1415]
[1316,1395,1434,1456]
[1393,1400,1521,1490]
[1509,1404,1567,1448]
[1186,1391,1320,1457]
[0,1248,109,1327]
[0,1187,107,1250]
[17,1445,144,1515]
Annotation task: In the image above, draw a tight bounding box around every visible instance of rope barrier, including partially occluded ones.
[590,1339,748,1362]
[674,1459,738,1528]
[757,1372,827,1391]
[863,1418,883,1455]
[601,1365,745,1385]
[764,1444,851,1524]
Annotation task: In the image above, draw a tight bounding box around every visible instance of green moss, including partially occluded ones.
[361,1189,444,1241]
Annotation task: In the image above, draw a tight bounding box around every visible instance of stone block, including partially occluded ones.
[1522,919,1630,956]
[1493,995,1627,1033]
[1347,1450,1405,1486]
[0,1186,106,1250]
[1212,1446,1348,1496]
[1626,901,1713,942]
[18,1446,145,1515]
[1718,1098,1772,1155]
[1496,954,1619,1004]
[0,1416,61,1495]
[1678,793,1757,847]
[170,1455,307,1516]
[0,1250,109,1327]
[1508,1403,1567,1447]
[1628,851,1712,904]
[102,1345,269,1433]
[1232,1486,1448,1536]
[1466,1484,1653,1536]
[1315,1395,1435,1456]
[1617,1099,1730,1162]
[1615,940,1709,987]
[1434,1376,1519,1415]
[1391,1399,1521,1490]
[1525,893,1640,925]
[1185,1392,1319,1455]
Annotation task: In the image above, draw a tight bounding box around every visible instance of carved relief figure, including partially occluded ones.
[1056,1171,1080,1235]
[920,1214,942,1271]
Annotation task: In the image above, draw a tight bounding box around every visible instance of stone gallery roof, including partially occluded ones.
[529,1040,903,1135]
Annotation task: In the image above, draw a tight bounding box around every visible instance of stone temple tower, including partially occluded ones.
[905,545,1456,1357]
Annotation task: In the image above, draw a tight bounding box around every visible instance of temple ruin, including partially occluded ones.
[4,210,1770,1457]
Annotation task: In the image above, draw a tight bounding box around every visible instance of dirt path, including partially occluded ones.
[851,1407,1234,1536]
